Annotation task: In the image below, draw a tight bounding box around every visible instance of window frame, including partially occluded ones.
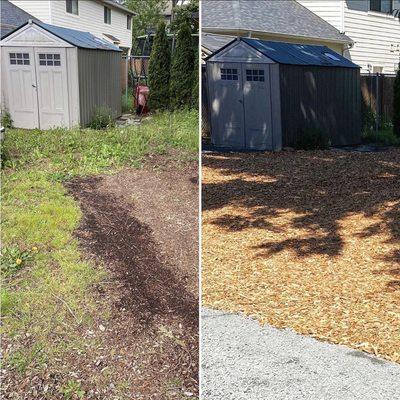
[220,68,238,81]
[246,69,265,82]
[66,0,79,15]
[104,6,111,24]
[127,15,132,30]
[369,0,393,14]
[9,52,30,66]
[38,53,62,67]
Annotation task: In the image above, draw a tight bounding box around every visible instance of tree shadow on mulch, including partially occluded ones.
[203,150,400,273]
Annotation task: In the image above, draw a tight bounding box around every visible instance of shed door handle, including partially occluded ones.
[32,84,36,88]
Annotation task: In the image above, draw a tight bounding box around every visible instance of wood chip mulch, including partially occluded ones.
[202,149,400,363]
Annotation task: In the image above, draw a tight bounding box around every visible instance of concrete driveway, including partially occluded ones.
[201,308,400,400]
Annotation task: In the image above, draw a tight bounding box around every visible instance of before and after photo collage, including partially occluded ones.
[1,0,400,399]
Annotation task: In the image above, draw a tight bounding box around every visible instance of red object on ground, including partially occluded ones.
[136,85,149,115]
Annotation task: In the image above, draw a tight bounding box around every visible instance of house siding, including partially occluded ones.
[298,0,400,74]
[297,0,344,31]
[9,0,133,53]
[9,0,51,22]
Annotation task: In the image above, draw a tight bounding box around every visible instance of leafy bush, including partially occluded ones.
[1,245,36,276]
[295,128,330,150]
[361,103,376,134]
[88,107,115,130]
[148,21,171,110]
[1,108,13,128]
[170,21,196,109]
[393,64,400,137]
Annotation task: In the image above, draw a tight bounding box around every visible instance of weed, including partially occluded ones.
[60,380,85,399]
[362,127,400,146]
[8,344,46,374]
[1,108,13,128]
[294,127,330,150]
[89,107,115,130]
[1,245,35,276]
[122,93,133,113]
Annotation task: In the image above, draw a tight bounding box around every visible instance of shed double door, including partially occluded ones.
[210,62,273,150]
[3,47,69,129]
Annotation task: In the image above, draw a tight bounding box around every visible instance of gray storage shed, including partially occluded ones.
[206,38,361,150]
[1,20,122,130]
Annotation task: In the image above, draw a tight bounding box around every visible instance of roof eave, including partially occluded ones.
[101,0,136,15]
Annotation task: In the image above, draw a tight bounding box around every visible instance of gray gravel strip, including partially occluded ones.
[201,308,400,400]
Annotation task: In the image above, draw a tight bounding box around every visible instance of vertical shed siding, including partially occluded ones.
[77,49,122,126]
[279,65,361,146]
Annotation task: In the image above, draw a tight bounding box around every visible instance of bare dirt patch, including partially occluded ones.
[202,149,400,363]
[64,161,199,399]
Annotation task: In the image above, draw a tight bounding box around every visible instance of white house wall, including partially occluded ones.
[298,0,400,74]
[10,0,133,52]
[297,1,344,32]
[9,0,51,22]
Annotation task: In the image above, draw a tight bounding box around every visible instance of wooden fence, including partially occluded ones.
[361,73,396,128]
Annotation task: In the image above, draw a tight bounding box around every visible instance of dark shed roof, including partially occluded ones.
[0,0,40,38]
[209,38,359,69]
[202,0,352,44]
[2,20,122,51]
[37,22,122,51]
[242,38,359,68]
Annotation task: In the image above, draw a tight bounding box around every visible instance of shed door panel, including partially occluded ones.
[3,48,39,129]
[35,48,70,129]
[209,62,245,148]
[242,64,273,150]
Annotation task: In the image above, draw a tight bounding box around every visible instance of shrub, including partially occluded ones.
[192,51,199,108]
[295,127,330,150]
[393,64,400,137]
[361,103,376,134]
[89,107,115,130]
[170,21,195,109]
[148,21,171,111]
[1,108,13,128]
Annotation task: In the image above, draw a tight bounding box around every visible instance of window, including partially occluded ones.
[127,15,132,30]
[66,0,78,15]
[246,69,265,82]
[104,6,111,24]
[39,53,61,66]
[221,68,238,81]
[9,53,30,65]
[370,0,393,13]
[373,66,383,73]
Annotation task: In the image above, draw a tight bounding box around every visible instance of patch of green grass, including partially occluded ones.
[60,380,85,399]
[2,109,198,175]
[362,127,400,146]
[1,110,198,378]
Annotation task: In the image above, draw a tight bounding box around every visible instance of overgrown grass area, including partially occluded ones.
[0,110,198,392]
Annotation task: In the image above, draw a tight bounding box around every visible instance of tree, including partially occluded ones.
[125,0,167,45]
[170,0,199,34]
[170,21,195,109]
[394,63,400,137]
[148,21,171,110]
[192,50,199,108]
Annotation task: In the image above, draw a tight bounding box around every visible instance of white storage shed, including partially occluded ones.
[1,20,122,130]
